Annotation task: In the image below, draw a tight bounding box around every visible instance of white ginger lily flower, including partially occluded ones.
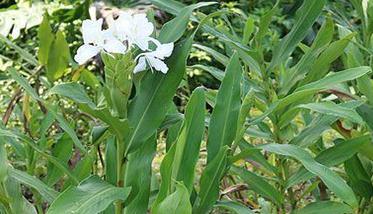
[0,10,27,39]
[111,12,154,51]
[11,10,28,39]
[0,12,13,37]
[74,18,126,65]
[75,13,174,74]
[26,6,44,29]
[134,42,174,74]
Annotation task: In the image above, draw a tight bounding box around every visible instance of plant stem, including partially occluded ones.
[0,183,12,213]
[115,138,126,214]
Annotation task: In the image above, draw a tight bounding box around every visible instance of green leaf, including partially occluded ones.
[151,0,251,56]
[4,178,37,214]
[338,26,364,68]
[0,128,79,185]
[79,69,101,89]
[310,16,334,50]
[45,134,73,186]
[357,104,373,150]
[163,103,183,150]
[280,17,335,94]
[154,182,192,214]
[7,67,41,101]
[255,2,278,47]
[153,87,205,210]
[215,201,255,214]
[207,53,242,162]
[193,43,229,66]
[261,144,358,207]
[152,140,177,212]
[242,17,255,45]
[293,201,353,214]
[195,146,228,214]
[79,106,130,144]
[0,34,38,67]
[126,35,193,154]
[9,168,58,203]
[233,140,278,175]
[49,82,96,109]
[270,0,326,69]
[297,66,372,91]
[170,87,205,191]
[234,90,254,146]
[290,114,337,147]
[231,166,283,205]
[159,112,184,131]
[47,106,86,153]
[158,2,216,43]
[190,65,224,81]
[287,135,371,188]
[47,176,130,214]
[103,138,116,214]
[165,120,183,151]
[38,14,54,65]
[345,155,373,198]
[46,31,71,81]
[63,154,94,188]
[301,33,355,85]
[236,48,262,77]
[357,75,373,105]
[0,143,8,182]
[297,101,364,124]
[250,66,372,126]
[123,135,157,214]
[105,137,117,186]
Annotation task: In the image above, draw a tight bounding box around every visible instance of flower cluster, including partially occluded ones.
[0,3,66,39]
[74,12,174,74]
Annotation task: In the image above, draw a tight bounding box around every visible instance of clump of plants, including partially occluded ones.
[0,0,372,214]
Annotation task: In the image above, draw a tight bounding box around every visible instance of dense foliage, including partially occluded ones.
[1,0,373,213]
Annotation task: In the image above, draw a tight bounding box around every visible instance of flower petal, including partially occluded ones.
[74,44,101,65]
[134,57,147,73]
[134,37,151,51]
[102,34,127,54]
[11,26,21,39]
[82,18,103,44]
[0,15,13,36]
[151,42,174,59]
[114,12,154,51]
[133,14,154,37]
[147,56,169,74]
[113,12,132,41]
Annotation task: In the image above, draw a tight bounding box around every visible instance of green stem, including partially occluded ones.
[115,138,125,214]
[0,183,12,213]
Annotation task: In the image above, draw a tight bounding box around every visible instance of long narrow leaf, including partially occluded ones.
[207,53,242,162]
[126,36,193,154]
[261,144,357,207]
[47,176,130,214]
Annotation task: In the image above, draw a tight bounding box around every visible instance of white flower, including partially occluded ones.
[0,3,64,39]
[111,12,154,51]
[0,12,13,37]
[0,10,27,39]
[26,6,44,29]
[10,10,27,39]
[134,42,174,74]
[74,18,127,65]
[74,12,174,73]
